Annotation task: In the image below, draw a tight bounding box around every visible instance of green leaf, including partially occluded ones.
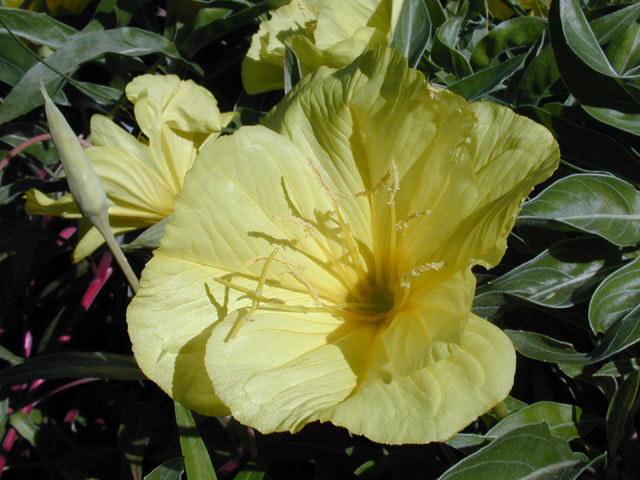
[124,216,173,252]
[0,345,23,366]
[517,105,640,178]
[0,7,77,48]
[589,302,640,363]
[0,33,37,86]
[283,45,302,95]
[145,458,185,480]
[0,27,193,125]
[519,174,640,247]
[438,423,583,480]
[431,1,472,78]
[590,2,640,47]
[506,330,588,365]
[472,287,511,319]
[606,23,640,75]
[480,238,622,309]
[470,17,546,69]
[549,0,640,110]
[390,0,431,68]
[174,402,217,480]
[589,256,640,334]
[486,401,595,442]
[514,46,560,106]
[0,352,145,386]
[233,468,267,480]
[582,104,640,136]
[606,371,640,456]
[449,54,525,102]
[180,0,291,56]
[594,358,640,377]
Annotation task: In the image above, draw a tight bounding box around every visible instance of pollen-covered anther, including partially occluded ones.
[356,171,391,197]
[285,269,321,306]
[400,261,447,289]
[396,210,432,232]
[273,215,318,237]
[387,160,400,206]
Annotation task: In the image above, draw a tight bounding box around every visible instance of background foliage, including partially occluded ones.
[0,0,639,478]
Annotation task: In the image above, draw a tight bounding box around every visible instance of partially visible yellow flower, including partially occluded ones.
[25,75,236,261]
[4,0,91,16]
[485,0,549,20]
[127,47,559,443]
[242,0,403,94]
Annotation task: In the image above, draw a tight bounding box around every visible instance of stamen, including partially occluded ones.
[307,158,368,292]
[273,215,318,237]
[387,160,399,206]
[356,171,391,197]
[400,261,447,289]
[285,269,321,306]
[245,254,305,271]
[396,210,432,232]
[223,248,280,341]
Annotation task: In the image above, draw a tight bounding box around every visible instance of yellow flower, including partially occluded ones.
[127,47,559,443]
[485,0,549,20]
[242,0,403,94]
[25,74,235,261]
[4,0,91,16]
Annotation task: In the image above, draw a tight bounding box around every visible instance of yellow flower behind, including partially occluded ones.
[242,0,403,94]
[128,47,559,443]
[25,74,235,261]
[4,0,90,16]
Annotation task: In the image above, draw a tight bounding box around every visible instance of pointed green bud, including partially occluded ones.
[39,84,109,224]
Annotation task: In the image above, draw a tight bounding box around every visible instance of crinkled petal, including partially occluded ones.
[435,101,559,270]
[318,314,516,444]
[205,291,374,433]
[380,270,475,376]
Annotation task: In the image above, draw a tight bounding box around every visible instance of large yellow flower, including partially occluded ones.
[25,74,235,261]
[242,0,403,94]
[128,47,559,444]
[4,0,90,16]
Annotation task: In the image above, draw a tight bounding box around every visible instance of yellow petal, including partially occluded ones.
[127,255,228,416]
[319,314,516,444]
[435,101,559,270]
[24,189,82,219]
[73,221,131,262]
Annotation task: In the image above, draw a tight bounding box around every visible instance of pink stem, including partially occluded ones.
[0,133,93,173]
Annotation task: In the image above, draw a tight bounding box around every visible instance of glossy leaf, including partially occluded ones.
[606,371,640,456]
[519,174,640,247]
[590,2,640,46]
[144,458,185,480]
[438,423,583,480]
[174,402,217,480]
[471,17,546,69]
[506,330,588,365]
[583,105,640,136]
[0,352,145,386]
[606,23,640,76]
[390,0,431,68]
[594,358,640,377]
[589,256,640,334]
[486,401,595,442]
[283,45,302,95]
[514,46,560,106]
[0,7,77,47]
[449,54,525,101]
[0,27,191,125]
[431,2,472,78]
[480,238,622,309]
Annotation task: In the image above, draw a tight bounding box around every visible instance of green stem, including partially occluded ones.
[493,400,509,420]
[97,223,140,293]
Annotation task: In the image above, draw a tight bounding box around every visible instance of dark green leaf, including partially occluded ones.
[589,256,640,334]
[174,402,217,480]
[594,358,640,377]
[0,345,23,366]
[0,34,37,86]
[590,2,640,46]
[470,17,546,69]
[390,0,431,68]
[519,174,640,247]
[0,352,145,386]
[438,423,583,480]
[0,28,193,125]
[606,371,640,456]
[481,238,622,309]
[180,0,291,56]
[486,401,595,442]
[506,330,588,365]
[283,45,302,95]
[431,2,472,78]
[0,7,77,48]
[124,216,172,251]
[589,302,640,363]
[449,54,525,101]
[144,458,185,480]
[514,45,560,105]
[549,0,640,111]
[606,23,640,75]
[582,104,640,136]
